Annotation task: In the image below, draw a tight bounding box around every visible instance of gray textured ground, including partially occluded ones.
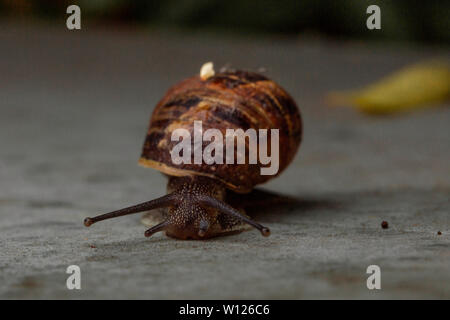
[0,22,449,299]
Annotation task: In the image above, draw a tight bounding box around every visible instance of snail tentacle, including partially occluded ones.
[197,194,270,237]
[84,193,178,227]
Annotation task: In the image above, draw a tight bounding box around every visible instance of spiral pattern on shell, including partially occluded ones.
[139,69,302,193]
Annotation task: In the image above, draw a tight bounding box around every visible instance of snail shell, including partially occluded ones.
[139,69,302,193]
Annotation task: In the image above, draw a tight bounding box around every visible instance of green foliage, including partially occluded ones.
[0,0,448,43]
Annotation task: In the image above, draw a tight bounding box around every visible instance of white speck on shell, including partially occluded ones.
[200,62,215,80]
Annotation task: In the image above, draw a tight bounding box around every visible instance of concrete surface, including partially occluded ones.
[0,22,449,299]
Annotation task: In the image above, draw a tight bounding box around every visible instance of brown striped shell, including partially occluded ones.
[139,70,302,193]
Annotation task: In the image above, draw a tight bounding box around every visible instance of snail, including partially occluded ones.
[84,62,302,240]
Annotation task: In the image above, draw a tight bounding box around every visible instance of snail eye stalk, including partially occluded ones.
[84,193,177,227]
[197,195,270,237]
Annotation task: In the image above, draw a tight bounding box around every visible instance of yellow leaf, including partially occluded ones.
[328,61,450,114]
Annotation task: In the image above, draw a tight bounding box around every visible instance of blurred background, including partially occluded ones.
[1,0,449,44]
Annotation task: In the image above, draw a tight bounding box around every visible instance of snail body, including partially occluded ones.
[84,64,302,240]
